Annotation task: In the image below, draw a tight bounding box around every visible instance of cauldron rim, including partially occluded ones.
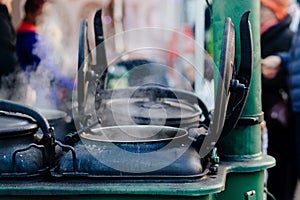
[80,125,188,143]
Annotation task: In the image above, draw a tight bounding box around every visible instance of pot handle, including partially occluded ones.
[0,100,51,136]
[187,125,208,150]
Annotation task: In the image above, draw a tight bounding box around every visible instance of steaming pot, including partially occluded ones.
[97,85,210,128]
[53,125,208,178]
[0,100,53,178]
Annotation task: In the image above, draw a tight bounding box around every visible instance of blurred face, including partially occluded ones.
[30,1,46,24]
[260,4,277,27]
[35,3,44,16]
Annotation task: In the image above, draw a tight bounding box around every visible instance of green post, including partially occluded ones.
[212,0,275,199]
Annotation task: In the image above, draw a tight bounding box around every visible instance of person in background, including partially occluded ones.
[16,0,74,109]
[16,0,45,72]
[262,33,300,198]
[0,0,25,101]
[261,0,296,199]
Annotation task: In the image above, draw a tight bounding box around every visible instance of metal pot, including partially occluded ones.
[96,85,210,128]
[0,100,52,178]
[53,125,208,178]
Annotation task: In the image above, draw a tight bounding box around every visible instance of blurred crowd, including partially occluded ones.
[261,0,300,199]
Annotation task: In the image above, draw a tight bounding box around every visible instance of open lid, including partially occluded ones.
[196,16,235,157]
[220,11,253,137]
[77,9,108,119]
[212,17,236,135]
[210,10,253,140]
[199,11,253,156]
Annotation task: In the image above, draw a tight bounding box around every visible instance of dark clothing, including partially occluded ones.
[261,15,294,115]
[280,21,300,113]
[16,20,40,87]
[0,4,18,76]
[261,15,297,200]
[0,4,25,101]
[261,16,294,58]
[16,32,39,70]
[278,20,300,183]
[16,20,40,71]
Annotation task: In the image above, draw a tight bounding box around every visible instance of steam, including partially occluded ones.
[27,32,76,110]
[0,70,27,103]
[25,1,77,110]
[27,65,56,109]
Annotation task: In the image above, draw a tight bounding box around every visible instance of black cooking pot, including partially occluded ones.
[53,125,208,178]
[95,85,210,128]
[0,100,52,177]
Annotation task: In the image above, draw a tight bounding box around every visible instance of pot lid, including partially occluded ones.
[213,16,236,128]
[0,112,38,138]
[107,98,200,120]
[95,86,210,127]
[219,11,253,137]
[199,17,236,155]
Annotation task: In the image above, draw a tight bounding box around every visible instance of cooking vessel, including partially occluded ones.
[96,85,210,128]
[0,100,53,177]
[53,125,208,178]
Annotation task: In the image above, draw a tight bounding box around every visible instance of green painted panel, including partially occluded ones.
[216,171,264,200]
[218,124,262,158]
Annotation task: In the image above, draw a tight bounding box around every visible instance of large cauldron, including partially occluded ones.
[0,100,53,177]
[96,85,210,128]
[53,125,209,178]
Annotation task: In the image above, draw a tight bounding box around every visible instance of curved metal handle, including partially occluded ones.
[55,141,77,172]
[12,143,46,173]
[187,124,208,151]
